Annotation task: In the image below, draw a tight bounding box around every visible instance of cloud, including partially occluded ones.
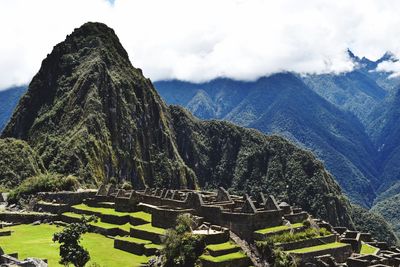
[1,0,400,89]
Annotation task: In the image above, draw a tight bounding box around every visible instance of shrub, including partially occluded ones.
[121,181,132,190]
[256,226,330,263]
[161,213,204,267]
[53,216,97,267]
[8,173,80,204]
[264,227,330,244]
[272,248,299,267]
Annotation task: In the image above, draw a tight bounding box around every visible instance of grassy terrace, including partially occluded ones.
[72,204,152,222]
[116,236,152,244]
[206,242,238,252]
[286,242,348,254]
[132,223,166,235]
[62,212,133,232]
[0,224,149,267]
[200,251,247,262]
[255,223,303,234]
[360,243,379,255]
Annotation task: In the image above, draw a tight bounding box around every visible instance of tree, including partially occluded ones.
[53,216,96,267]
[161,213,204,267]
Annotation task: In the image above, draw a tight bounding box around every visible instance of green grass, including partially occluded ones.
[72,204,152,222]
[116,236,151,244]
[91,220,132,232]
[286,242,348,253]
[37,200,65,206]
[62,211,83,218]
[200,251,247,262]
[255,223,303,234]
[145,243,163,250]
[132,223,166,235]
[206,242,238,252]
[62,212,133,232]
[0,224,149,266]
[360,243,379,255]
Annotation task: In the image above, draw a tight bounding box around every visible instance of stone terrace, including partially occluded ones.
[1,185,399,267]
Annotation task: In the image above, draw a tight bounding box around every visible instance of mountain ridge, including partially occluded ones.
[0,22,359,230]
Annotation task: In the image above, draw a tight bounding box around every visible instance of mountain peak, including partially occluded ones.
[2,22,195,188]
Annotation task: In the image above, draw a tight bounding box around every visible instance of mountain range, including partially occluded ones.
[0,22,399,243]
[154,52,400,238]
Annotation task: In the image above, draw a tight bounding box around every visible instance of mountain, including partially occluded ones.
[371,194,400,236]
[351,204,398,246]
[301,51,400,125]
[1,22,357,228]
[368,86,400,237]
[0,138,45,188]
[1,22,196,188]
[368,87,400,192]
[0,86,27,132]
[155,75,378,206]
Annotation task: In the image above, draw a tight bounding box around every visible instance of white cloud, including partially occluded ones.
[1,0,400,89]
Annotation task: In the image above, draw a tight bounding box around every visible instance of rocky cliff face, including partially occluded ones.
[2,22,355,228]
[1,22,195,188]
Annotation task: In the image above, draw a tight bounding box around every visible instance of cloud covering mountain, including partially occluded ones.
[3,0,400,89]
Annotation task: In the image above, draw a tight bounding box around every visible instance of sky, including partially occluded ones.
[1,0,400,90]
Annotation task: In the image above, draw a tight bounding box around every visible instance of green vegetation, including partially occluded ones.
[157,71,380,208]
[170,106,355,228]
[132,223,166,235]
[1,22,196,187]
[0,138,45,188]
[8,173,79,204]
[272,248,299,267]
[351,204,399,246]
[261,227,330,245]
[62,212,133,232]
[286,242,348,253]
[0,224,149,266]
[206,242,238,252]
[161,213,204,267]
[72,204,151,222]
[360,243,379,255]
[115,236,151,244]
[255,223,303,235]
[199,251,247,262]
[53,216,96,267]
[371,195,400,239]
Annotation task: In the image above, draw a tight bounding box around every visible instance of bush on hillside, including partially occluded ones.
[8,173,80,204]
[161,213,204,267]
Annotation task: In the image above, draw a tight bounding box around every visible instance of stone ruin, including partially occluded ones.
[1,184,399,267]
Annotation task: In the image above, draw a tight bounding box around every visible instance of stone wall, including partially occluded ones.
[147,205,196,229]
[293,243,352,265]
[38,190,96,205]
[278,235,337,251]
[0,212,58,224]
[33,202,70,214]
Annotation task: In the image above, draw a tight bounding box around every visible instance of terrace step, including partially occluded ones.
[286,242,352,263]
[253,223,305,241]
[114,235,164,256]
[85,200,115,209]
[130,223,166,244]
[70,204,151,226]
[206,242,241,257]
[33,201,70,214]
[61,212,131,236]
[114,236,152,255]
[199,251,251,267]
